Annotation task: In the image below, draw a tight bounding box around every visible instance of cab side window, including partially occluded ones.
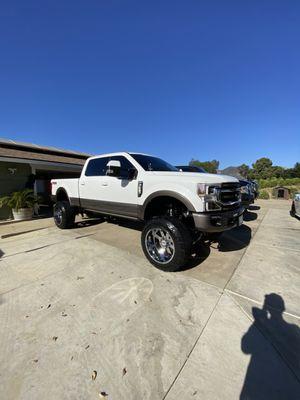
[109,156,137,179]
[85,157,109,176]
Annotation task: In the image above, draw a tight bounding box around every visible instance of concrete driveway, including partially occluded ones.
[0,200,299,399]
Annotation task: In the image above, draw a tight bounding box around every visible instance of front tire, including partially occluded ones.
[53,201,75,229]
[141,217,192,272]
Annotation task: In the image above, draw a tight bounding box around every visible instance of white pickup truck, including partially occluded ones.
[51,152,243,271]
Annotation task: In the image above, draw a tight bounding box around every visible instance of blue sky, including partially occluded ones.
[0,1,299,169]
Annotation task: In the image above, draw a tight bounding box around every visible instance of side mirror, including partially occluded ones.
[127,168,137,180]
[106,160,121,177]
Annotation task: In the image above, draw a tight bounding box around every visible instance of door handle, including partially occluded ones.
[101,182,108,186]
[80,182,85,186]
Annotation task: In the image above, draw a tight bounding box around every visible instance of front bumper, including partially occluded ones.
[192,207,244,232]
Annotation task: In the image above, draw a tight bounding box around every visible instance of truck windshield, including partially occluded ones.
[130,154,179,172]
[176,165,206,173]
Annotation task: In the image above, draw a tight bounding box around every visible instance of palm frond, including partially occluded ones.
[0,189,37,211]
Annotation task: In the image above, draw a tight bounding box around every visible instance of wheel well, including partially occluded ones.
[56,188,69,203]
[144,196,188,220]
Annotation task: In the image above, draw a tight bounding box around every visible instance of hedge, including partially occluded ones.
[258,178,300,188]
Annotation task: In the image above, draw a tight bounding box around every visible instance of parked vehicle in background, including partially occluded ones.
[51,152,243,271]
[250,180,259,199]
[239,180,255,209]
[290,193,300,218]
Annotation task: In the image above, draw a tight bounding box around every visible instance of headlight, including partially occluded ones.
[240,186,249,194]
[197,183,206,197]
[197,183,221,200]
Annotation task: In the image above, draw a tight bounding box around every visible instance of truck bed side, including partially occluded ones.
[51,178,80,205]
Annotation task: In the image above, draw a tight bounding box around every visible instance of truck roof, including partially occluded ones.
[87,152,152,160]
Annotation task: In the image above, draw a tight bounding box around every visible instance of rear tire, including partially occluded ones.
[53,201,75,229]
[141,217,192,272]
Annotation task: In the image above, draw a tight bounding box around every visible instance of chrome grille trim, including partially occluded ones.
[208,182,241,210]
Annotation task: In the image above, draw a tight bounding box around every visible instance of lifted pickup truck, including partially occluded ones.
[51,152,243,271]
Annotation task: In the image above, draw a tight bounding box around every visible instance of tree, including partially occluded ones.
[238,164,250,179]
[252,158,273,179]
[272,166,285,178]
[293,162,300,178]
[189,159,219,174]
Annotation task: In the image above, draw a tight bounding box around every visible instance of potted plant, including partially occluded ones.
[0,189,37,221]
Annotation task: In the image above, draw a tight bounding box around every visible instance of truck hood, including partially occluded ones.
[149,171,239,184]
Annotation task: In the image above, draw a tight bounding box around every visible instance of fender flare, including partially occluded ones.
[139,190,196,219]
[55,187,70,203]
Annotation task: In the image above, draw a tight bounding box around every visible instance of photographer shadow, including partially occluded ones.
[240,294,300,399]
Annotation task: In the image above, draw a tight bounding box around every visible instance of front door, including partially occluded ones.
[98,155,139,218]
[79,155,139,218]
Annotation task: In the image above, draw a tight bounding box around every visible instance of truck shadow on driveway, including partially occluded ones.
[181,241,211,270]
[248,205,260,211]
[216,225,252,252]
[74,217,252,270]
[243,211,258,222]
[74,218,106,229]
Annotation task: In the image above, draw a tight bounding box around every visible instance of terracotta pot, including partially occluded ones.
[12,208,33,221]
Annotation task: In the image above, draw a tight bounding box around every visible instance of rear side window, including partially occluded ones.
[85,157,109,176]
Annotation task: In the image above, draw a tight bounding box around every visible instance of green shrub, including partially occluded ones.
[258,178,300,188]
[0,189,36,211]
[259,190,270,199]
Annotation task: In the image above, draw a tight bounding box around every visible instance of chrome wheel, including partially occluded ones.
[145,228,175,264]
[54,206,63,225]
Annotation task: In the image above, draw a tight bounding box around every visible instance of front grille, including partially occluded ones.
[220,183,241,204]
[207,182,241,211]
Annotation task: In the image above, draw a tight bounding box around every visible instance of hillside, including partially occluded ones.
[219,166,244,179]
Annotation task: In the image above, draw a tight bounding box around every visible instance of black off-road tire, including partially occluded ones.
[53,201,75,229]
[141,217,192,272]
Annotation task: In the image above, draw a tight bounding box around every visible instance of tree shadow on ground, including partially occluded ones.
[215,225,252,252]
[240,293,300,399]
